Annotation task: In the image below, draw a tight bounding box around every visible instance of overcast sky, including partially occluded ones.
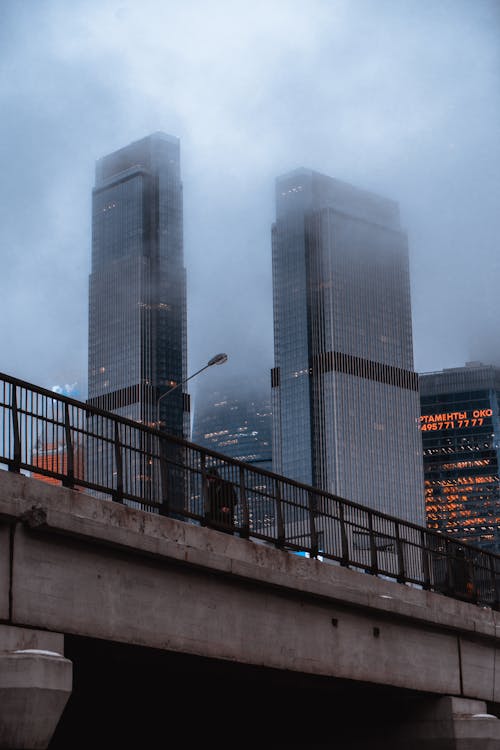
[1,0,499,403]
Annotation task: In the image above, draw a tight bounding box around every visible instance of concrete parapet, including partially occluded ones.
[0,649,72,749]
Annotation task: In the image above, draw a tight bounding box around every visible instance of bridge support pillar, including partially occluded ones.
[0,626,72,750]
[383,695,500,749]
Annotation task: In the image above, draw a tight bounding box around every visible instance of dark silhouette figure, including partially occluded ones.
[452,546,476,602]
[206,467,238,533]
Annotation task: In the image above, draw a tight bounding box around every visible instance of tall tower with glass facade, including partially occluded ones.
[420,362,500,554]
[191,372,274,530]
[88,132,188,438]
[271,168,424,524]
[192,374,272,472]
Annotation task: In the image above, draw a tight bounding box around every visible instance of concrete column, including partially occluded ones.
[378,695,500,750]
[0,627,72,750]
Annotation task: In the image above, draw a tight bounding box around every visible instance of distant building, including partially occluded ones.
[32,439,85,490]
[87,133,188,506]
[191,375,274,529]
[192,377,272,472]
[271,168,424,524]
[420,362,500,554]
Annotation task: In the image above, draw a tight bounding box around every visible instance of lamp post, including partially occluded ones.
[156,353,228,429]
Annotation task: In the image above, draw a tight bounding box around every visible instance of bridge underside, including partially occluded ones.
[51,634,449,748]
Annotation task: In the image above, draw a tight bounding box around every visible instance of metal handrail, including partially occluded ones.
[1,370,499,610]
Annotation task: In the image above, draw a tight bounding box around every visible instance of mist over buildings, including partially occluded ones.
[0,0,499,401]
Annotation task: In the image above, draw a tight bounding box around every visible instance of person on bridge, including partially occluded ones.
[206,466,238,533]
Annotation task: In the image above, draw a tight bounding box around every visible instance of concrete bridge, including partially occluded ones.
[1,470,500,749]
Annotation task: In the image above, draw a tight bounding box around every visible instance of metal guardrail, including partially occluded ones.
[1,371,499,610]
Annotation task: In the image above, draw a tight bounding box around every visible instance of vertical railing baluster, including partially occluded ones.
[239,465,250,539]
[308,490,319,558]
[367,511,378,574]
[201,452,209,525]
[339,501,349,566]
[421,529,431,590]
[113,421,123,503]
[275,479,285,549]
[9,386,21,472]
[62,402,74,488]
[445,538,454,595]
[158,435,170,517]
[395,522,405,583]
[489,555,499,611]
[468,549,478,604]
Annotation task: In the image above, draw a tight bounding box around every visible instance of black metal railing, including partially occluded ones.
[1,371,499,610]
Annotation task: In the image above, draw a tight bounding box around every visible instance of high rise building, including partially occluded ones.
[88,132,188,437]
[271,168,424,524]
[31,439,85,491]
[420,362,500,553]
[192,374,272,472]
[191,372,274,529]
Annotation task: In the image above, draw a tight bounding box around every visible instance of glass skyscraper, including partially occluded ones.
[271,168,424,524]
[420,362,500,553]
[191,373,274,530]
[191,374,272,472]
[88,132,188,437]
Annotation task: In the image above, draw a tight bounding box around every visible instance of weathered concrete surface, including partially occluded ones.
[0,650,72,749]
[0,625,64,655]
[460,638,499,702]
[2,470,500,705]
[375,696,500,750]
[0,525,9,621]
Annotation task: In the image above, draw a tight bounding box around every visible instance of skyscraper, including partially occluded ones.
[88,132,188,438]
[271,168,424,524]
[191,372,274,530]
[192,374,272,472]
[420,362,500,553]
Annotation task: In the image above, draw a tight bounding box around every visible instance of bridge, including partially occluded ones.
[1,373,500,748]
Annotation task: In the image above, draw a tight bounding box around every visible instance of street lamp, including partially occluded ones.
[156,353,228,428]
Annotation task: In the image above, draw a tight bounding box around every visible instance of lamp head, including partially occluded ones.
[207,353,228,367]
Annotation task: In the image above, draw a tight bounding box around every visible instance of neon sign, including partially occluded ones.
[420,408,492,432]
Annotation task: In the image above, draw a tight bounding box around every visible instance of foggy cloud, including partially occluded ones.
[0,0,499,401]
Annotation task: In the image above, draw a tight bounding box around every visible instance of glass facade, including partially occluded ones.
[191,376,272,471]
[191,375,274,529]
[420,363,500,553]
[88,133,188,504]
[271,168,424,524]
[88,131,187,434]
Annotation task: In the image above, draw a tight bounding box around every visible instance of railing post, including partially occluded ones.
[113,422,123,504]
[338,501,349,566]
[467,550,478,604]
[308,490,319,558]
[158,436,170,517]
[445,538,455,595]
[421,529,431,590]
[367,511,378,574]
[201,453,209,525]
[239,465,250,539]
[489,555,499,611]
[9,386,21,473]
[395,522,405,583]
[274,479,285,549]
[62,403,74,489]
